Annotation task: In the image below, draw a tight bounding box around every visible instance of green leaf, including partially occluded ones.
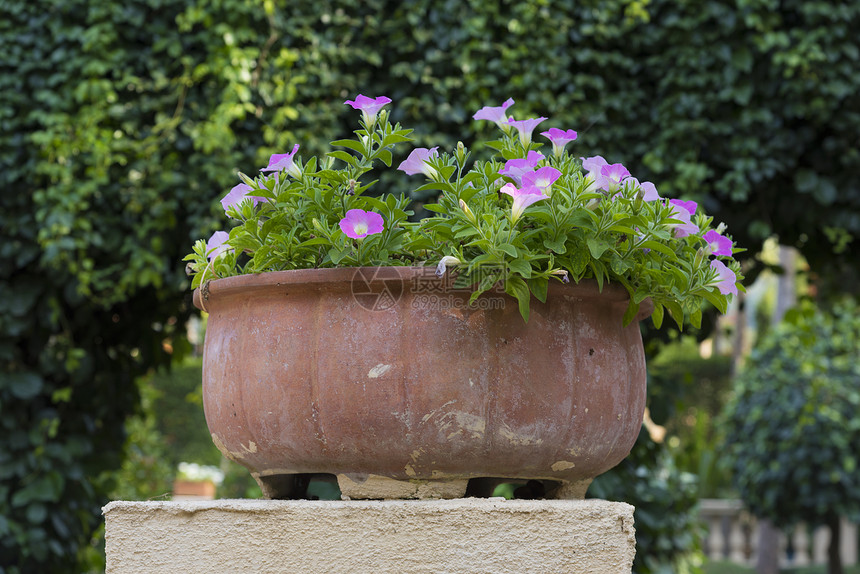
[701,288,729,314]
[664,300,685,330]
[622,298,640,326]
[528,276,548,303]
[610,256,630,276]
[331,139,366,154]
[570,249,589,276]
[328,246,351,265]
[543,236,567,254]
[327,150,358,166]
[376,149,393,167]
[504,275,531,322]
[498,243,518,258]
[587,237,610,259]
[690,307,703,329]
[651,304,665,329]
[6,372,43,400]
[421,203,447,213]
[641,241,677,258]
[507,258,532,278]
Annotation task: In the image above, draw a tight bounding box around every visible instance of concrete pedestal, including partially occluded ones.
[103,498,635,573]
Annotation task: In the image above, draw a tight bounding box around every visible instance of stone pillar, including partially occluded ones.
[104,498,636,573]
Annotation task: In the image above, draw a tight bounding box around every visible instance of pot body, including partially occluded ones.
[194,267,651,497]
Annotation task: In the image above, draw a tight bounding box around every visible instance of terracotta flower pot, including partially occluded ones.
[172,479,216,500]
[193,267,652,500]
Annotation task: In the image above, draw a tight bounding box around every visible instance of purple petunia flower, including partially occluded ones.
[500,183,549,222]
[667,199,699,238]
[397,147,439,179]
[600,163,631,191]
[473,98,515,131]
[344,94,392,125]
[638,181,661,202]
[262,144,302,179]
[710,259,738,296]
[206,231,231,261]
[623,178,661,201]
[522,166,562,193]
[541,128,578,157]
[672,199,698,216]
[582,156,631,192]
[220,183,265,213]
[499,151,545,186]
[582,155,607,190]
[339,209,384,239]
[507,116,548,148]
[703,230,733,257]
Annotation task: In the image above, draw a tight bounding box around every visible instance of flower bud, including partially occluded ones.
[459,199,476,224]
[455,141,467,165]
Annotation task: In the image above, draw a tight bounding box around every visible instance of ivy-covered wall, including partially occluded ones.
[1,0,858,571]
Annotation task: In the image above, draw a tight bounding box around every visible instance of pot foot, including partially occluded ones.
[337,474,468,500]
[548,478,593,500]
[253,473,311,500]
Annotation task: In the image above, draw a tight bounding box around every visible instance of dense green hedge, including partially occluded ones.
[722,300,860,573]
[2,0,859,570]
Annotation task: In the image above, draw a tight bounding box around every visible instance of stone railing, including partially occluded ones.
[700,499,859,567]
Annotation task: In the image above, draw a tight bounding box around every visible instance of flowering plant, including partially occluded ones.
[184,95,743,326]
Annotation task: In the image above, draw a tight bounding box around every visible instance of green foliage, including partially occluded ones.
[0,0,264,569]
[187,104,741,325]
[108,380,175,503]
[721,299,860,527]
[648,338,735,498]
[590,426,705,574]
[649,338,734,424]
[144,359,221,468]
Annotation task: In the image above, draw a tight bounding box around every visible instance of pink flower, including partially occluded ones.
[206,231,231,261]
[507,116,547,148]
[541,128,578,156]
[339,209,384,239]
[582,155,607,189]
[220,183,264,213]
[262,144,302,179]
[710,259,738,296]
[582,157,631,192]
[703,230,733,256]
[638,181,661,202]
[623,178,661,201]
[344,94,392,125]
[501,183,548,222]
[397,147,439,179]
[672,199,698,216]
[499,151,545,186]
[522,166,561,193]
[600,163,631,191]
[473,98,515,131]
[668,199,699,238]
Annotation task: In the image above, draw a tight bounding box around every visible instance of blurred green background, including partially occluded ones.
[1,0,858,572]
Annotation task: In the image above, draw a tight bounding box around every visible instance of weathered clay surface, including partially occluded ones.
[104,499,636,573]
[194,267,651,498]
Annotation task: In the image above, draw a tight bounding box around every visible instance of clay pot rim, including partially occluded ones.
[193,267,653,320]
